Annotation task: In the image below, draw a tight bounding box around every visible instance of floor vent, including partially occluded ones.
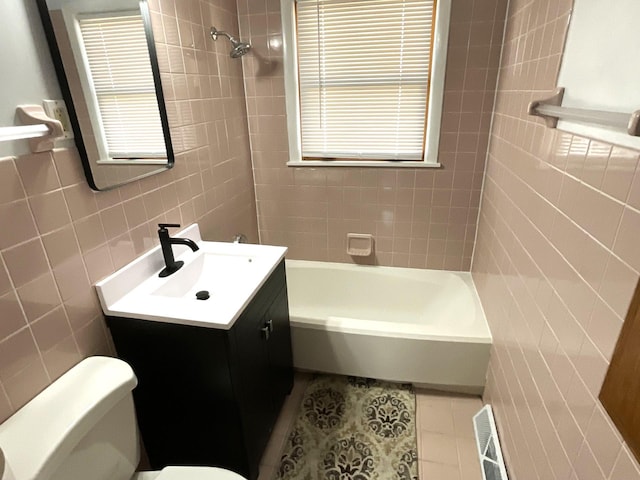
[473,405,509,480]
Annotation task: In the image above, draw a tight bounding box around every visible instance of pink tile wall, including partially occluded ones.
[0,0,257,422]
[472,0,640,479]
[237,0,508,270]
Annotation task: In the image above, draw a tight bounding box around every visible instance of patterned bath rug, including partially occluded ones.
[275,375,418,480]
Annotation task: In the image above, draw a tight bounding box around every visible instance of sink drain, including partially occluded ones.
[195,290,210,300]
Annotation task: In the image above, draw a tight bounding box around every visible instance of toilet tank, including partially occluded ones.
[0,357,140,480]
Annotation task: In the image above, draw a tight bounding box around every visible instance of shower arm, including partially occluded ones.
[210,28,236,43]
[209,26,251,58]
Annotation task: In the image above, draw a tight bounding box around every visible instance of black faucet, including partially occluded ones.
[158,223,200,277]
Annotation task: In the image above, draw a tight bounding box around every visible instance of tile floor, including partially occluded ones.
[257,373,484,480]
[415,389,484,480]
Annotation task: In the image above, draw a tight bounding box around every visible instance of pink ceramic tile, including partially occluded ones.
[99,205,129,241]
[62,184,98,221]
[52,256,91,302]
[573,335,608,398]
[610,448,640,480]
[456,436,482,480]
[570,182,624,249]
[73,214,107,253]
[586,296,624,361]
[613,207,640,273]
[143,189,165,219]
[73,317,111,357]
[41,225,81,268]
[83,244,114,284]
[52,149,84,187]
[601,147,639,202]
[0,158,27,204]
[28,190,72,235]
[419,401,456,435]
[0,200,38,250]
[30,307,72,352]
[573,443,606,480]
[0,291,28,339]
[95,188,121,211]
[3,239,50,288]
[599,255,638,320]
[628,166,640,210]
[0,327,41,381]
[162,13,180,46]
[420,461,461,480]
[16,273,61,322]
[40,334,81,382]
[564,373,595,433]
[14,152,60,196]
[129,223,154,255]
[63,287,102,331]
[420,432,460,466]
[2,359,50,412]
[0,386,12,423]
[580,141,611,189]
[122,196,149,229]
[108,233,136,270]
[585,406,623,477]
[575,233,610,293]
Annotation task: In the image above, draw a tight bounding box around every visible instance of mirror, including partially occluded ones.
[36,0,174,191]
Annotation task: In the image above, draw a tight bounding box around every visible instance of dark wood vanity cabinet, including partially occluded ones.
[106,260,293,480]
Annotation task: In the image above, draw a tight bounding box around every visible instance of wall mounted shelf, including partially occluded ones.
[528,87,640,137]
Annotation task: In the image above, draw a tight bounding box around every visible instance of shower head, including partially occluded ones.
[210,27,251,58]
[230,39,252,58]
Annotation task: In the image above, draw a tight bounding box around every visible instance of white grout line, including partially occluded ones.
[470,0,513,272]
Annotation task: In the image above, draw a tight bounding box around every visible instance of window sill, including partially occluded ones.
[97,159,168,165]
[286,160,442,169]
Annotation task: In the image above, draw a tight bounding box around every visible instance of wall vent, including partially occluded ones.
[473,405,509,480]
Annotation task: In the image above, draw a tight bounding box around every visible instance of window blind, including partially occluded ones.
[296,0,434,161]
[79,13,166,159]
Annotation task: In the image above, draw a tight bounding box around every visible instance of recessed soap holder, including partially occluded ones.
[347,233,374,257]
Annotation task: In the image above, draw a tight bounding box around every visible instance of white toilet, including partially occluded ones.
[0,357,246,480]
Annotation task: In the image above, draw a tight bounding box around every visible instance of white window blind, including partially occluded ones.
[78,13,166,159]
[296,0,434,161]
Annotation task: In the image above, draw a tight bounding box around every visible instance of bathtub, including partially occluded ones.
[285,260,492,394]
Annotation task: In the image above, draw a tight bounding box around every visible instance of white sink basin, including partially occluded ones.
[152,251,256,299]
[95,224,287,329]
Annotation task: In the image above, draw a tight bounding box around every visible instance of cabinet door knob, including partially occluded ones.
[261,325,270,340]
[266,319,273,333]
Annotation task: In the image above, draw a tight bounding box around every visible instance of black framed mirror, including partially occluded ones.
[36,0,174,191]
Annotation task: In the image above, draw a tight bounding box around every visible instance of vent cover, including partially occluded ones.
[473,405,509,480]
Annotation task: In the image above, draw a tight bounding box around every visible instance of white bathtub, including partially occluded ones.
[285,260,492,394]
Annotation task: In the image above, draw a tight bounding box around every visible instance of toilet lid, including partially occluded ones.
[155,466,247,480]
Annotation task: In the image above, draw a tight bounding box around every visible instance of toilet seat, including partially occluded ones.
[134,466,247,480]
[157,467,247,480]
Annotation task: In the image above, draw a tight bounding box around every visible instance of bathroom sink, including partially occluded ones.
[152,251,256,299]
[95,224,287,329]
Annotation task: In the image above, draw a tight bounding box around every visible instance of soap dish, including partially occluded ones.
[347,233,374,257]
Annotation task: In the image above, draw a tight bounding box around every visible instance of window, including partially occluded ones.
[281,0,451,167]
[77,12,166,161]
